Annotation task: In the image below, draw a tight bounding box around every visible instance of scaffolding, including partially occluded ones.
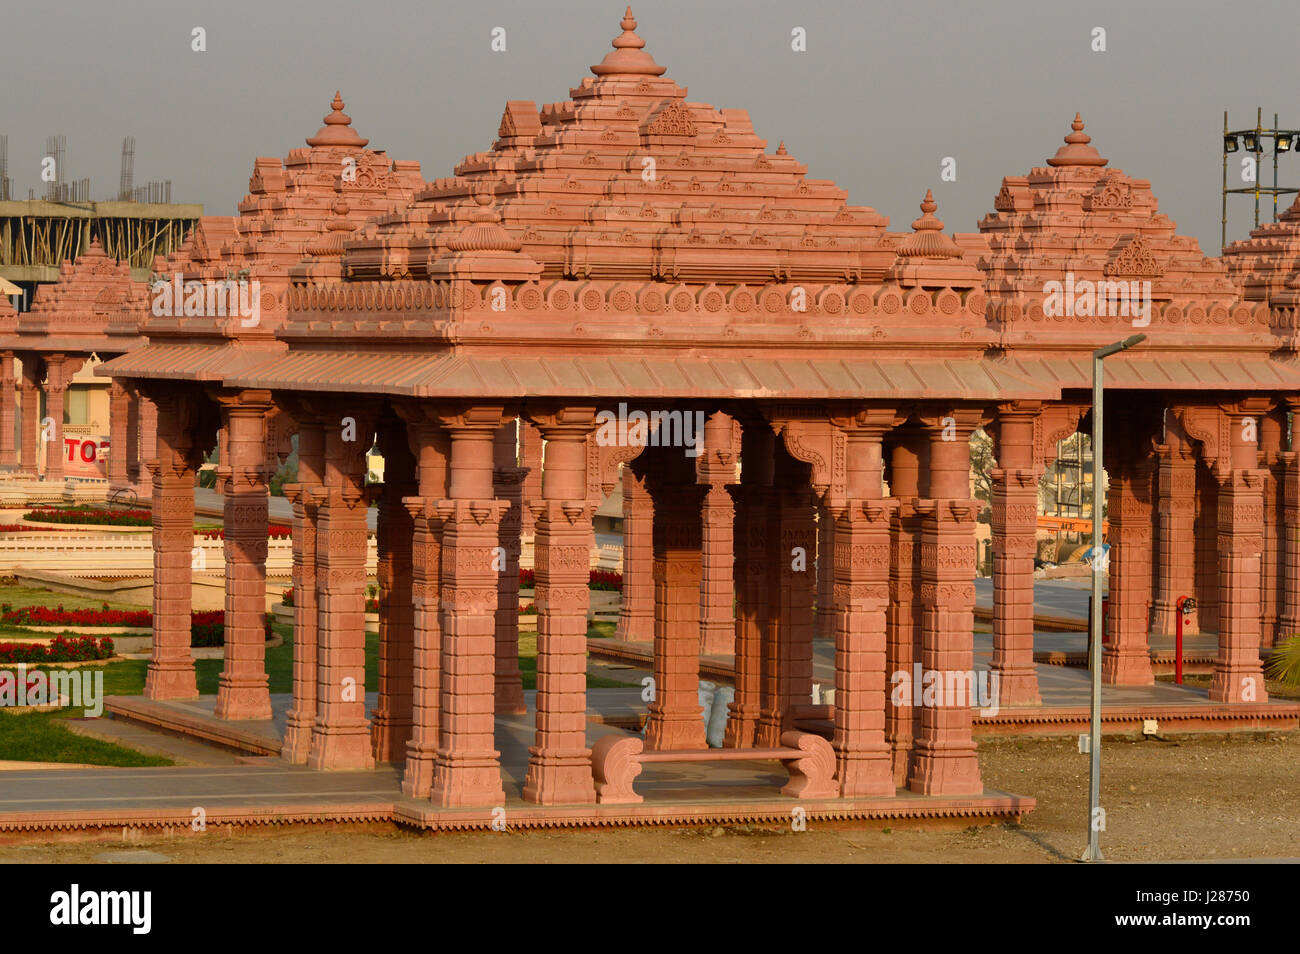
[1222,107,1300,250]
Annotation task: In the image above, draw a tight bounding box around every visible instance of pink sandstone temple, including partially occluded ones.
[6,8,1300,825]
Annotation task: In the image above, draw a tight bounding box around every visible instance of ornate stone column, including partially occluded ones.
[135,395,158,497]
[42,354,71,482]
[214,391,273,720]
[0,352,16,469]
[908,408,983,797]
[989,403,1044,707]
[886,429,926,785]
[399,418,449,798]
[1210,401,1270,704]
[370,415,416,762]
[774,456,817,737]
[698,411,738,656]
[1279,396,1300,641]
[281,416,323,764]
[19,356,41,474]
[1101,433,1157,686]
[126,389,142,486]
[430,406,509,807]
[644,447,708,751]
[1259,409,1285,647]
[143,389,203,701]
[814,503,836,641]
[1151,419,1199,635]
[492,420,527,714]
[523,406,598,803]
[828,409,897,797]
[724,423,772,748]
[107,380,131,489]
[614,469,655,642]
[307,410,376,769]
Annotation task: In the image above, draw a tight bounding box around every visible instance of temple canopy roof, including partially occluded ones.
[1221,195,1300,308]
[1,239,147,355]
[340,8,898,286]
[102,12,1300,400]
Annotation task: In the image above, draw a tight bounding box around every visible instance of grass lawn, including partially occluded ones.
[0,581,150,614]
[0,710,171,766]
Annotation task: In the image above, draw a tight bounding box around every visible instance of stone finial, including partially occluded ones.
[776,141,788,156]
[1047,112,1107,168]
[896,190,962,259]
[591,6,667,77]
[306,91,370,148]
[447,188,523,253]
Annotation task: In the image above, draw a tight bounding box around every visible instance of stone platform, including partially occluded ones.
[0,690,1033,836]
[586,640,1300,737]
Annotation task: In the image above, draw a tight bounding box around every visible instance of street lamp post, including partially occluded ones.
[1085,333,1146,863]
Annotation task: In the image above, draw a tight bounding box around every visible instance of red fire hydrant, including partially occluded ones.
[1174,595,1197,684]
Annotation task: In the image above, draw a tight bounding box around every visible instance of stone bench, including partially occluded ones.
[590,731,838,804]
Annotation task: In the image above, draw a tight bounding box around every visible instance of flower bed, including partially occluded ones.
[23,507,152,527]
[199,524,293,541]
[1,603,150,628]
[519,568,622,590]
[0,604,274,647]
[0,635,115,664]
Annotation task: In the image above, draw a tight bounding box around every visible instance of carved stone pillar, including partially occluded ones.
[614,469,655,642]
[42,354,71,482]
[725,423,772,748]
[886,429,926,785]
[492,420,527,714]
[126,389,142,485]
[19,356,41,474]
[1151,421,1199,635]
[430,408,509,807]
[399,419,448,798]
[214,392,272,721]
[828,409,897,797]
[1279,395,1300,640]
[0,352,16,469]
[989,405,1044,707]
[698,411,738,656]
[1210,401,1270,703]
[776,460,816,735]
[523,406,599,803]
[371,415,416,762]
[281,417,323,764]
[814,503,836,641]
[1259,410,1285,647]
[908,409,983,797]
[307,411,376,769]
[143,390,202,701]
[644,446,708,751]
[107,380,131,489]
[1102,440,1157,686]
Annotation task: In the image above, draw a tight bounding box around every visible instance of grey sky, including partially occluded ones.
[2,0,1297,254]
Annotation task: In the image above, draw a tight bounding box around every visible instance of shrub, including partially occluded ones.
[22,507,152,527]
[0,635,115,664]
[1,604,151,628]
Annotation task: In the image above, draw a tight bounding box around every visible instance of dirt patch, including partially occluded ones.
[2,730,1297,863]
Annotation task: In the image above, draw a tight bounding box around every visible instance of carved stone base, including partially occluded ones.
[430,754,505,808]
[1101,646,1155,686]
[142,663,198,702]
[307,726,376,771]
